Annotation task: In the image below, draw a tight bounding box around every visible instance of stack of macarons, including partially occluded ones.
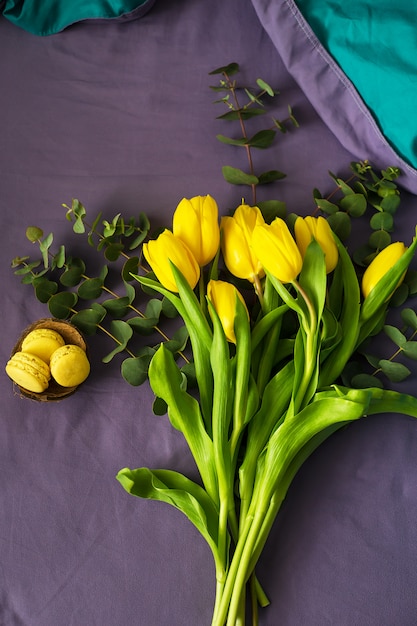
[5,325,90,395]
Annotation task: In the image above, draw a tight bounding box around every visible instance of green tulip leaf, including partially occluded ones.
[48,291,78,319]
[319,236,361,386]
[221,166,259,186]
[298,238,327,323]
[116,467,221,563]
[148,344,217,503]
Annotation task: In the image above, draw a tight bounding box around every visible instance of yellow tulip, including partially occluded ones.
[220,203,265,283]
[173,195,220,267]
[252,217,303,283]
[207,279,249,343]
[362,241,408,298]
[294,216,339,273]
[143,229,200,292]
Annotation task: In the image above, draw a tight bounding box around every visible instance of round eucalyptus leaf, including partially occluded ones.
[339,193,367,217]
[128,316,158,334]
[70,305,106,335]
[257,200,286,222]
[104,243,124,262]
[48,291,78,319]
[102,296,131,318]
[33,277,58,303]
[122,256,140,282]
[26,226,43,242]
[369,212,394,231]
[327,211,351,241]
[60,258,85,287]
[77,277,104,300]
[121,352,154,386]
[379,359,411,383]
[401,308,417,331]
[161,296,178,318]
[351,373,384,389]
[403,341,417,360]
[388,283,409,307]
[368,229,391,250]
[152,396,168,415]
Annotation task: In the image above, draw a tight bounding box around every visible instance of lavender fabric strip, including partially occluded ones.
[251,0,417,194]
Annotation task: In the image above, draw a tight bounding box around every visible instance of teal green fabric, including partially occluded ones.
[295,0,417,168]
[2,0,152,36]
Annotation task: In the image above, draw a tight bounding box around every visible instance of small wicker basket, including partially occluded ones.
[10,318,88,401]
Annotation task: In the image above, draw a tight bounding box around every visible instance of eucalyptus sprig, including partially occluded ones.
[209,62,298,210]
[11,205,191,392]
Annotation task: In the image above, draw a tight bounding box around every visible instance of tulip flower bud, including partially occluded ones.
[362,241,408,299]
[252,217,303,283]
[173,195,220,267]
[220,203,265,283]
[207,279,249,343]
[143,229,200,292]
[294,216,339,273]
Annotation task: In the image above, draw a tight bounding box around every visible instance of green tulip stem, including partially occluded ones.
[290,280,320,415]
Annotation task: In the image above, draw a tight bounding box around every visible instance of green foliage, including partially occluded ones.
[12,202,190,389]
[210,62,297,205]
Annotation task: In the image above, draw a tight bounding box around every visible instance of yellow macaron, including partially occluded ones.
[50,344,90,387]
[5,351,51,393]
[21,328,65,363]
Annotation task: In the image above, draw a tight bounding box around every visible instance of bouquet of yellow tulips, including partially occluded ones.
[116,194,417,626]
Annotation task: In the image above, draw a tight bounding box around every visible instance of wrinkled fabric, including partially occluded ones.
[295,0,417,169]
[251,0,417,193]
[2,0,155,35]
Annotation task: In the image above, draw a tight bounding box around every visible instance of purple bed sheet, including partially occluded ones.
[1,1,417,624]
